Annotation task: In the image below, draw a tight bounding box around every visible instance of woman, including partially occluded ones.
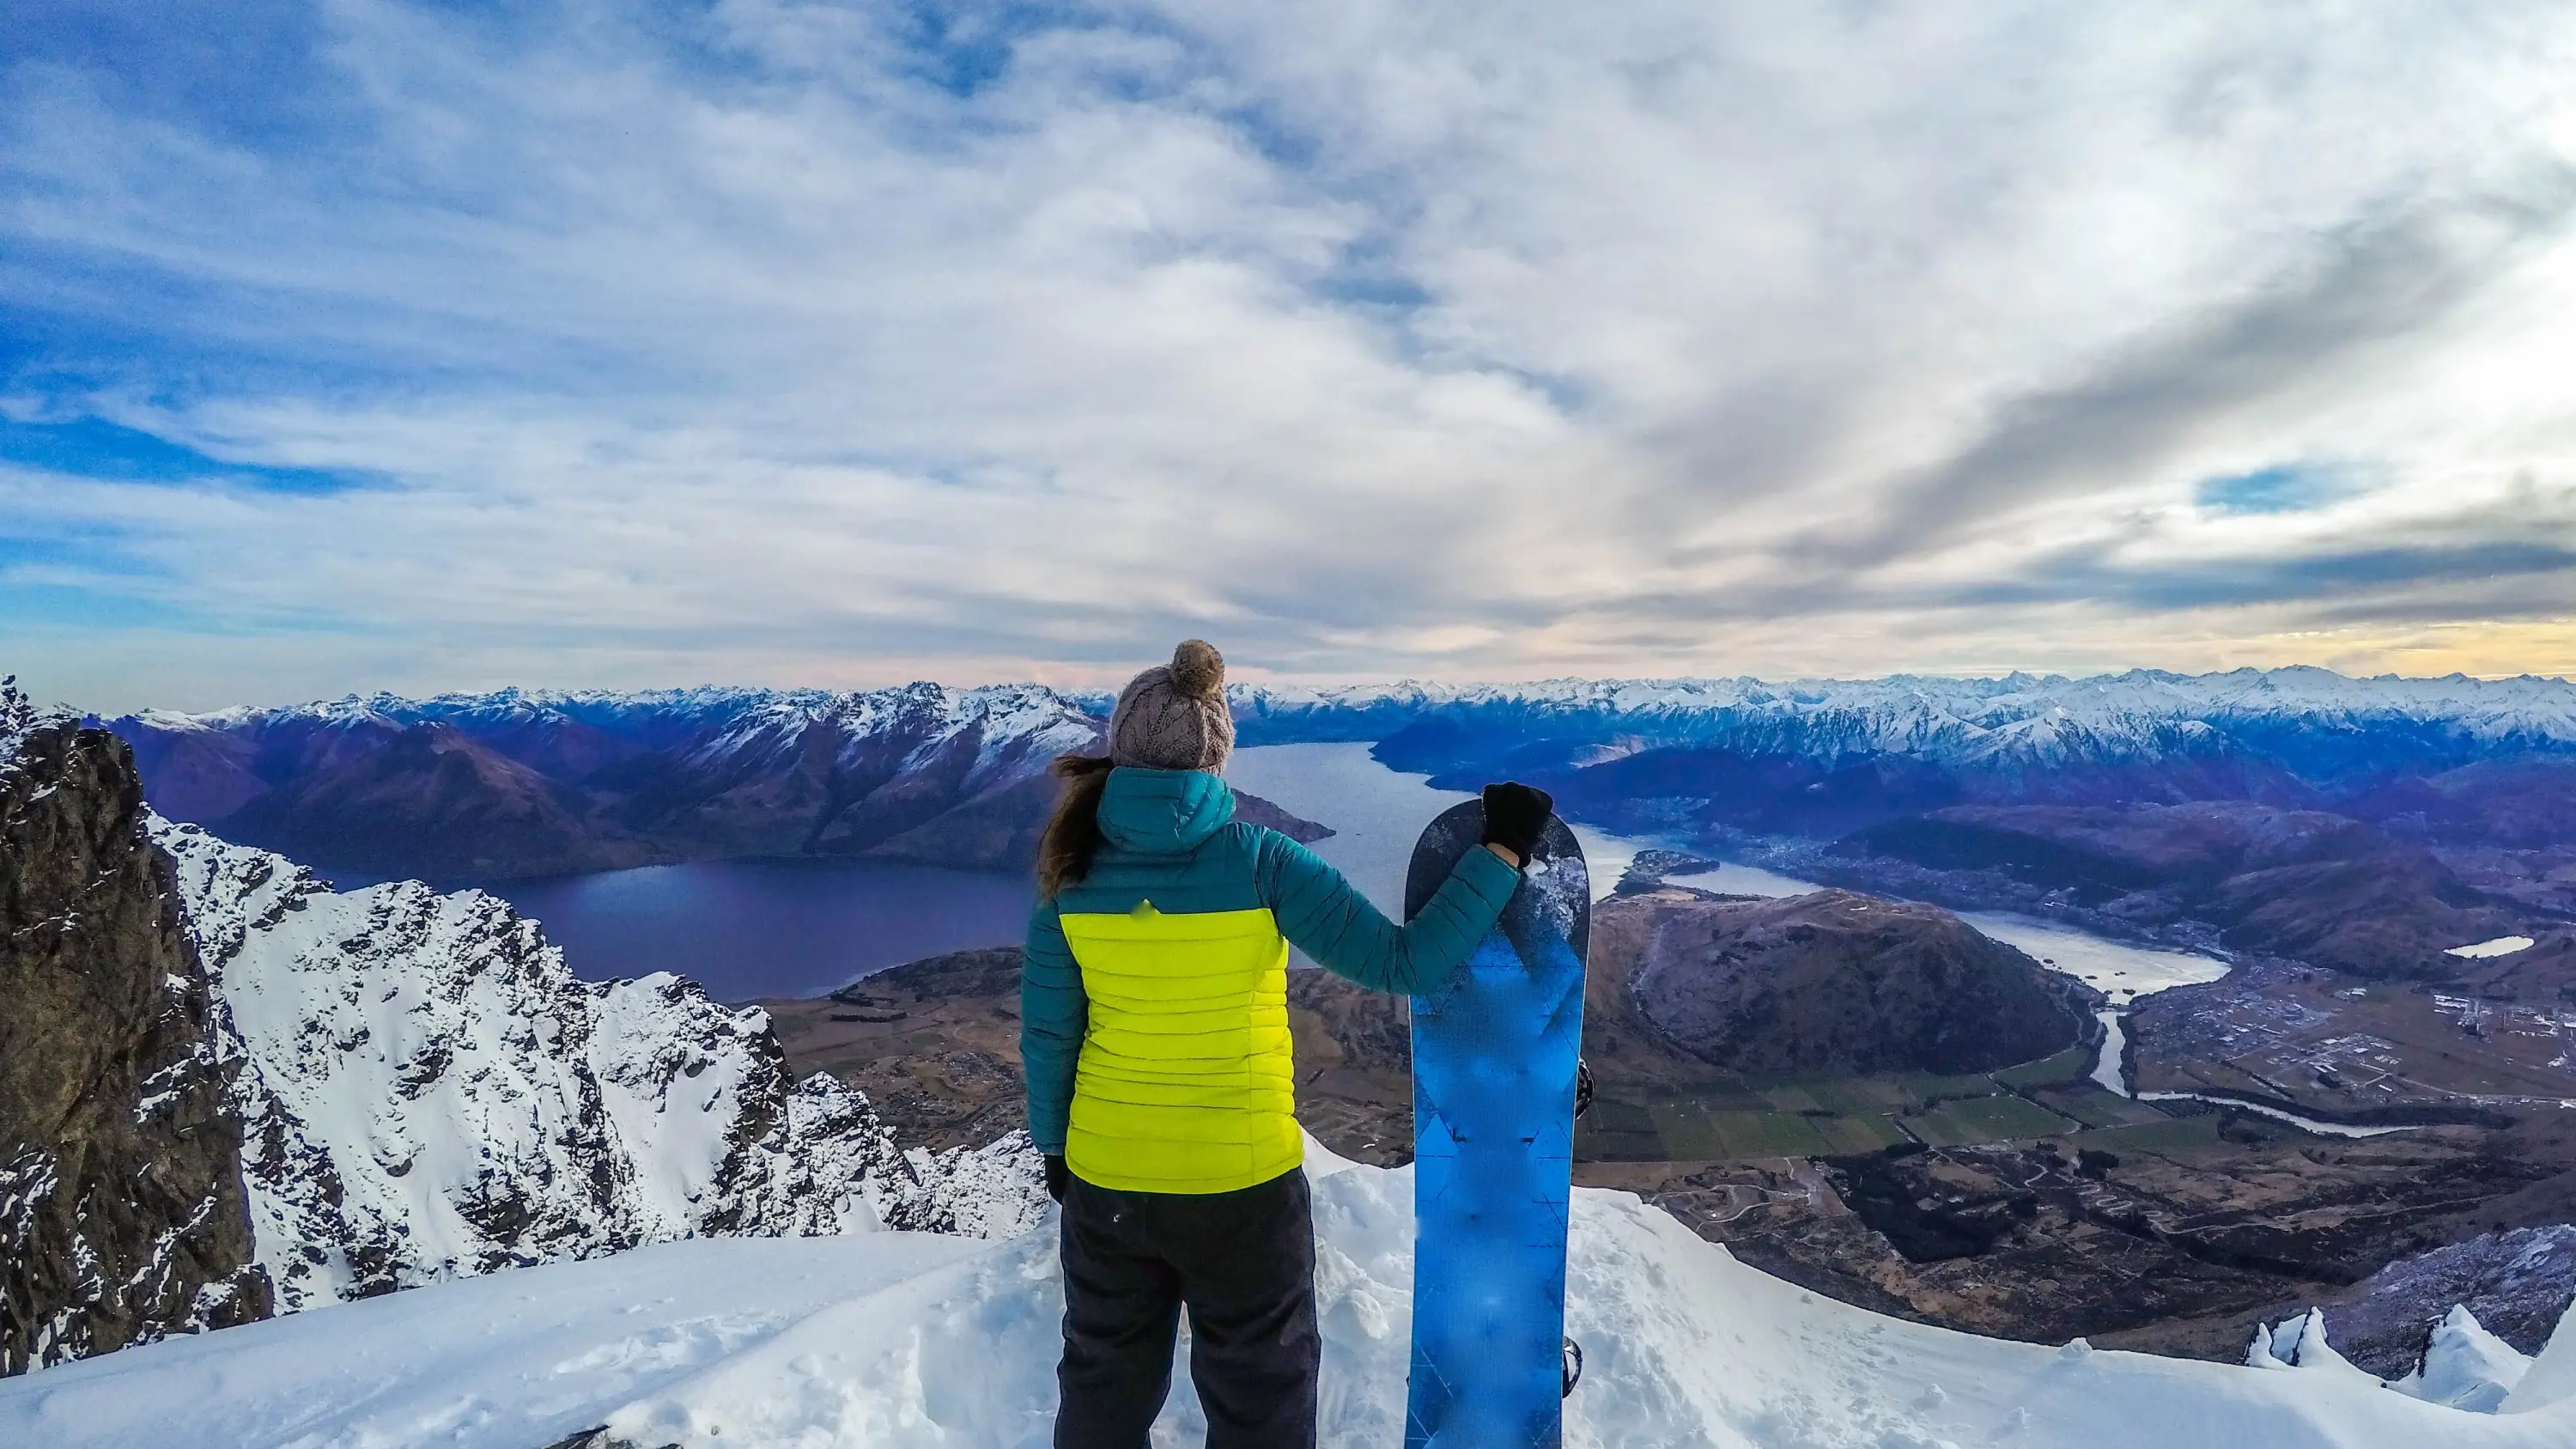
[1022,639,1552,1449]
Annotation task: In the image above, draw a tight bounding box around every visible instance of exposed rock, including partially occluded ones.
[1,691,270,1374]
[2319,1226,2576,1377]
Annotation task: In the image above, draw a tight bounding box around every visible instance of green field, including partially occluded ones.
[1801,1078,1917,1114]
[2069,1115,2226,1156]
[1993,1045,2095,1090]
[2034,1087,2177,1129]
[1899,1094,2075,1147]
[1646,1104,1837,1159]
[1815,1113,1911,1154]
[1898,1072,2008,1102]
[1759,1084,1825,1113]
[1588,1062,2134,1160]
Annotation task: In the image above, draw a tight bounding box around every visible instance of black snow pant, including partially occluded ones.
[1054,1166,1320,1449]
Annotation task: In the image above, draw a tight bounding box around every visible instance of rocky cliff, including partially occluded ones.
[1,684,269,1374]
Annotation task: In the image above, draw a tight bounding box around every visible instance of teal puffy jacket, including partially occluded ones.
[1021,767,1517,1192]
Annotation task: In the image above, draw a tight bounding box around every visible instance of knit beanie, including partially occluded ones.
[1108,640,1235,772]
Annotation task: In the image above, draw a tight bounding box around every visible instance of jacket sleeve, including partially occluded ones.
[1254,829,1519,996]
[1020,898,1085,1156]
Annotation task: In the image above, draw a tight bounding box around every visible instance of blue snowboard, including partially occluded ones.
[1401,801,1589,1449]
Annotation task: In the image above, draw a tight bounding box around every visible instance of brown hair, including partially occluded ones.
[1037,752,1116,898]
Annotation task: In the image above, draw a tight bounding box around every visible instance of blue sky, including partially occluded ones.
[7,1,2576,711]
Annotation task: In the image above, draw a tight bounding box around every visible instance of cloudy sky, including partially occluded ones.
[7,2,2576,711]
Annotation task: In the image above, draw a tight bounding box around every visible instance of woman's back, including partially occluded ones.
[1026,765,1518,1193]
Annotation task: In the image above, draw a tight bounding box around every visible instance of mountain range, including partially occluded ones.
[100,667,2576,864]
[107,682,1340,883]
[100,670,2576,983]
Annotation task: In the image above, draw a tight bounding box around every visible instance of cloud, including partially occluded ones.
[3,1,2576,711]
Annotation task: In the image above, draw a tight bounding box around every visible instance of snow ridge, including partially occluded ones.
[133,667,2576,779]
[136,680,1103,770]
[669,681,1102,793]
[1230,667,2576,767]
[149,819,1044,1311]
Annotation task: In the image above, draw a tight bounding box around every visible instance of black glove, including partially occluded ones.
[1043,1154,1071,1203]
[1480,781,1554,863]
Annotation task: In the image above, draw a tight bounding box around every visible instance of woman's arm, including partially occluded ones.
[1019,899,1086,1156]
[1254,831,1520,996]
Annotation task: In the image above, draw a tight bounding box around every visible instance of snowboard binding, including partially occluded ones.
[1561,1336,1583,1397]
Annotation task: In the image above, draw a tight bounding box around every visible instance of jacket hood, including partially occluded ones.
[1096,767,1236,855]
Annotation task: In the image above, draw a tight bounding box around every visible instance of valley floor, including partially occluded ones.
[3,1144,2570,1449]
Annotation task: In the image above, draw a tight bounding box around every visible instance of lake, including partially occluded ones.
[485,857,1034,1002]
[1226,741,1675,908]
[487,741,1681,1001]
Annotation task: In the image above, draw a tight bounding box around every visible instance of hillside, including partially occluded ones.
[1608,889,2090,1077]
[1823,801,2533,980]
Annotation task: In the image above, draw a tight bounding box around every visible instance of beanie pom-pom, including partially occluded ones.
[1170,639,1224,699]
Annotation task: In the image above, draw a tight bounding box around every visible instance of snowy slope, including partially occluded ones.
[149,819,1044,1310]
[4,1142,2567,1449]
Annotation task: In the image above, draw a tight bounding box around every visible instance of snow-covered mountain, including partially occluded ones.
[149,818,1045,1311]
[113,666,2576,884]
[109,682,1109,880]
[3,1140,2567,1448]
[1235,667,2576,771]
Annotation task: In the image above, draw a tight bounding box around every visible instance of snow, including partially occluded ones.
[2448,936,2538,959]
[2509,1300,2576,1414]
[147,816,1045,1312]
[2391,1307,2533,1413]
[113,667,2576,790]
[5,1141,2567,1449]
[1230,666,2576,767]
[0,675,73,779]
